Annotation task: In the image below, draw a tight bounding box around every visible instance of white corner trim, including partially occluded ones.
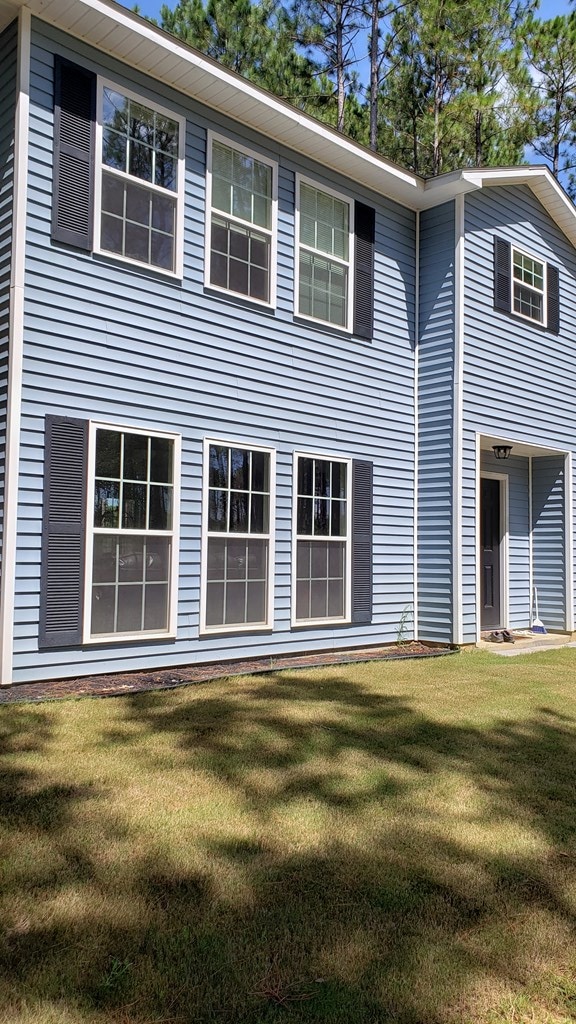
[452,195,465,645]
[474,434,481,640]
[528,455,533,626]
[565,451,574,632]
[0,8,30,686]
[413,210,419,640]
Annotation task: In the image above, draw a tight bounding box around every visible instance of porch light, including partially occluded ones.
[493,444,512,460]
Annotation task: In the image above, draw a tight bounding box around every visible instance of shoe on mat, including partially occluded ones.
[501,629,515,643]
[489,631,504,643]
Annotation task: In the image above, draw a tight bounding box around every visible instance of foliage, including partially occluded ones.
[159,0,334,115]
[144,0,576,188]
[523,13,576,189]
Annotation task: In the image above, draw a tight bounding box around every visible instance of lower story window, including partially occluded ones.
[203,440,274,631]
[91,534,172,635]
[294,453,350,623]
[88,425,178,639]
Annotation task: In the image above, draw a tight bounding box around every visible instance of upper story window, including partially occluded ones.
[512,248,545,324]
[494,237,560,335]
[207,135,277,305]
[96,83,185,275]
[297,177,353,331]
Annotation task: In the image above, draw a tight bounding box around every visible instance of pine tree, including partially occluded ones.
[159,0,331,113]
[291,0,366,132]
[377,0,534,176]
[523,13,576,182]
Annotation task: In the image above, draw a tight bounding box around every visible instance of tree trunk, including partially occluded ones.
[433,56,442,175]
[475,105,482,167]
[336,2,345,132]
[369,0,379,150]
[553,93,562,178]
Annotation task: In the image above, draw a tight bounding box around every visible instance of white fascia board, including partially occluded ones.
[425,166,576,248]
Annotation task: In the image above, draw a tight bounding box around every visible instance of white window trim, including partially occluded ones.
[291,450,352,628]
[205,131,278,308]
[83,420,181,644]
[295,174,354,333]
[200,437,276,635]
[94,77,186,279]
[510,243,547,327]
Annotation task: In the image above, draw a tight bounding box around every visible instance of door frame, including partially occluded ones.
[479,471,509,633]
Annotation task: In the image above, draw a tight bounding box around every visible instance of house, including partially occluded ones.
[0,0,575,686]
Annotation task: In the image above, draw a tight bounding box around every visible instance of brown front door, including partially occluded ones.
[481,477,501,630]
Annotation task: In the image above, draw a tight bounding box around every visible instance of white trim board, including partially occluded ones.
[452,195,465,645]
[0,8,30,686]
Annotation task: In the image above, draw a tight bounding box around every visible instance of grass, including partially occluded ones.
[1,648,576,1023]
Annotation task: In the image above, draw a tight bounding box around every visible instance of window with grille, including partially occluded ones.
[207,135,276,304]
[97,84,184,274]
[88,426,178,638]
[297,178,353,330]
[294,453,351,623]
[203,441,274,631]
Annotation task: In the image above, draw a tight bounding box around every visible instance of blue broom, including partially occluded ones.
[531,586,547,634]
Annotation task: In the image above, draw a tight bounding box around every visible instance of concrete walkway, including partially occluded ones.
[478,632,576,657]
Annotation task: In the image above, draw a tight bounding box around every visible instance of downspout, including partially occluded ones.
[0,8,31,685]
[453,195,465,645]
[413,210,419,640]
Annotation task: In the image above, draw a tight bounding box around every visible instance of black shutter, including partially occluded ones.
[52,57,96,249]
[39,416,88,648]
[353,202,375,340]
[547,264,560,334]
[493,236,511,313]
[351,459,373,623]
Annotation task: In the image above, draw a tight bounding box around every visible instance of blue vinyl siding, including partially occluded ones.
[417,202,455,642]
[532,455,566,630]
[462,185,576,639]
[12,22,417,682]
[480,451,530,629]
[0,20,17,596]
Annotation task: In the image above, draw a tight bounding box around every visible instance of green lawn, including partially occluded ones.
[1,649,576,1024]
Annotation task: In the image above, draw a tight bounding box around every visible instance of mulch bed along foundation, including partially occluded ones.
[0,642,458,705]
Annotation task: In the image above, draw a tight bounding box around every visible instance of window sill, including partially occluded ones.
[497,306,550,332]
[203,283,277,312]
[291,617,351,630]
[293,312,353,337]
[200,623,274,637]
[83,630,176,645]
[93,248,183,281]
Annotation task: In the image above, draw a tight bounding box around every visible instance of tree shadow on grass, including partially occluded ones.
[1,670,575,1023]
